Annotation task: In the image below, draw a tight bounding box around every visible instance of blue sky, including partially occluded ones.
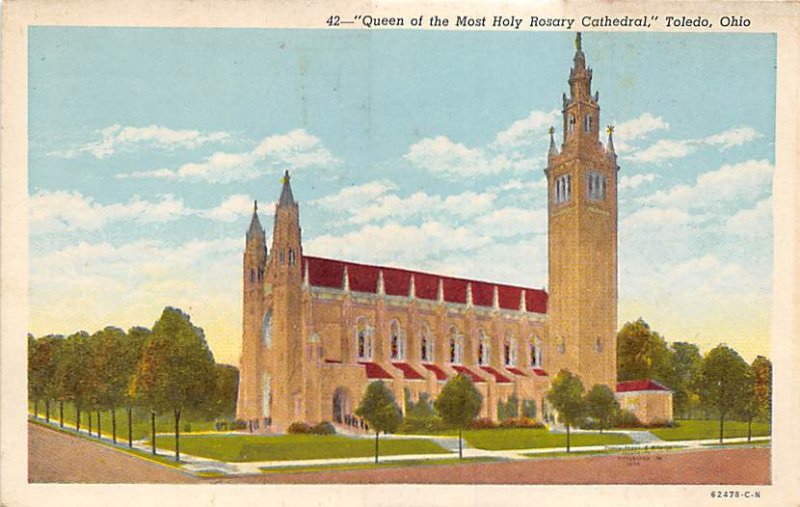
[29,28,775,365]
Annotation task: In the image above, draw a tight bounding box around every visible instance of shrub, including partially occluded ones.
[499,417,544,429]
[521,399,537,419]
[311,421,336,435]
[232,419,248,430]
[614,410,642,428]
[469,417,497,430]
[287,421,313,434]
[397,416,451,434]
[497,395,519,421]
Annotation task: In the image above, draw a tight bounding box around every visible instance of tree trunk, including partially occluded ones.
[34,400,38,419]
[112,407,117,444]
[458,429,463,460]
[748,417,752,443]
[151,412,157,455]
[76,407,81,432]
[375,431,379,464]
[46,400,50,422]
[566,424,571,452]
[719,411,724,444]
[59,401,64,428]
[174,408,181,462]
[127,406,133,448]
[88,411,93,435]
[97,410,101,438]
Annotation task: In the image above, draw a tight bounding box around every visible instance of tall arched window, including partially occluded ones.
[584,113,593,132]
[261,310,272,348]
[355,317,374,360]
[420,324,433,363]
[530,336,542,367]
[504,335,517,366]
[568,114,576,134]
[288,248,296,266]
[449,327,463,365]
[477,329,490,366]
[390,320,404,360]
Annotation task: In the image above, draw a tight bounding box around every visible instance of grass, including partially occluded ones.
[259,457,500,474]
[648,420,771,441]
[700,440,771,448]
[462,428,633,450]
[28,401,220,441]
[151,434,450,462]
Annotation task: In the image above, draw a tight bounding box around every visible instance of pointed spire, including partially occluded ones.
[606,125,616,157]
[466,282,473,307]
[437,278,444,303]
[572,32,586,71]
[278,170,296,207]
[575,32,582,51]
[519,289,527,312]
[492,285,500,310]
[246,200,264,241]
[377,270,385,296]
[548,126,558,158]
[409,275,416,299]
[343,265,350,292]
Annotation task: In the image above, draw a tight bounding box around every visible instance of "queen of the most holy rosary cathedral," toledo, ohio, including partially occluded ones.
[236,34,673,432]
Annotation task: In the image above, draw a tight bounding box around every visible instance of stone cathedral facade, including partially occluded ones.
[236,35,672,432]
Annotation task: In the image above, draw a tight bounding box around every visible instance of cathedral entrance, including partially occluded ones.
[332,387,351,424]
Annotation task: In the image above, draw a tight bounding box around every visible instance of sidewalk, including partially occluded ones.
[29,415,771,478]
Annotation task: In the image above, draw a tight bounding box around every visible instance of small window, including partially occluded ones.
[449,327,462,365]
[288,248,295,266]
[555,174,572,204]
[504,337,516,367]
[557,336,566,355]
[477,330,490,366]
[568,114,576,134]
[584,113,593,132]
[390,320,404,360]
[530,338,542,367]
[587,171,607,201]
[356,318,373,360]
[420,325,433,362]
[595,336,603,353]
[261,311,272,348]
[279,250,285,265]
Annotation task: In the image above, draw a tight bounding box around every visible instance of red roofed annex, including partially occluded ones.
[236,34,672,432]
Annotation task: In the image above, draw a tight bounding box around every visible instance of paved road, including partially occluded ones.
[28,422,199,483]
[219,447,770,485]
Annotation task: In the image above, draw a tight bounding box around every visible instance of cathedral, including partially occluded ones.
[236,34,672,432]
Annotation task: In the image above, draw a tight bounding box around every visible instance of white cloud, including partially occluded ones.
[200,194,258,223]
[30,190,190,233]
[621,207,695,232]
[493,109,560,149]
[614,113,669,143]
[641,159,773,209]
[703,127,761,149]
[725,197,772,238]
[490,177,548,193]
[53,124,231,159]
[473,207,547,237]
[120,129,337,183]
[625,139,694,164]
[619,173,658,190]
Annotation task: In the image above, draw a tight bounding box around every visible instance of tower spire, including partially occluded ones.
[548,126,559,158]
[278,170,296,207]
[606,125,617,157]
[246,200,264,241]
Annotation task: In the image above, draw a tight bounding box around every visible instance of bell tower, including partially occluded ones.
[546,33,618,390]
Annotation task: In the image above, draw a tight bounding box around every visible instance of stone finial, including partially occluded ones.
[343,265,350,292]
[466,282,473,307]
[377,270,385,296]
[519,289,527,312]
[437,278,444,303]
[548,126,559,158]
[409,275,416,299]
[492,285,500,310]
[303,260,309,288]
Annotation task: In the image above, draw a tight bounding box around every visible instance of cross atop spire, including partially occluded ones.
[575,32,582,51]
[278,170,296,207]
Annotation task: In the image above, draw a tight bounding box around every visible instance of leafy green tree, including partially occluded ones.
[124,326,150,447]
[355,381,402,463]
[750,356,772,422]
[53,332,93,433]
[617,319,671,383]
[130,308,216,461]
[697,345,750,443]
[663,342,702,418]
[28,334,63,421]
[90,326,133,443]
[200,364,239,421]
[584,384,619,433]
[547,370,586,452]
[434,374,482,459]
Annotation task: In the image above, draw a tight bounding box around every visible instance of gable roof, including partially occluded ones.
[616,379,671,393]
[304,256,547,314]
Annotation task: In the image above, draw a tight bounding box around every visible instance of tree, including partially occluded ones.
[29,334,62,421]
[617,319,671,383]
[130,308,216,461]
[355,381,402,463]
[663,342,702,418]
[697,345,750,443]
[547,370,586,452]
[91,327,132,444]
[750,356,772,422]
[53,332,93,433]
[584,384,619,434]
[199,364,239,421]
[124,326,150,447]
[434,374,482,459]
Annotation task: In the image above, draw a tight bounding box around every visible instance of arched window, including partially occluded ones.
[288,248,295,266]
[557,336,566,355]
[420,324,433,362]
[261,311,272,348]
[568,114,576,134]
[587,171,607,201]
[555,174,571,204]
[530,336,542,367]
[355,317,374,360]
[279,249,285,265]
[595,336,603,353]
[262,373,271,418]
[449,327,463,365]
[504,335,517,366]
[477,329,490,366]
[390,320,404,360]
[584,113,593,132]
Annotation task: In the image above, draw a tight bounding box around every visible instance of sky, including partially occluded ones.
[28,28,776,366]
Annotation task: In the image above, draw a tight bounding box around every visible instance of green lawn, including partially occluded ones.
[649,420,771,441]
[28,401,219,441]
[151,434,450,462]
[462,428,633,450]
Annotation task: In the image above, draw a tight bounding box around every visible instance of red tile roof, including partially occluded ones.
[452,365,486,383]
[506,367,527,377]
[479,366,512,383]
[391,362,425,380]
[616,379,670,393]
[422,363,448,381]
[358,362,393,380]
[532,368,549,377]
[304,256,547,313]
